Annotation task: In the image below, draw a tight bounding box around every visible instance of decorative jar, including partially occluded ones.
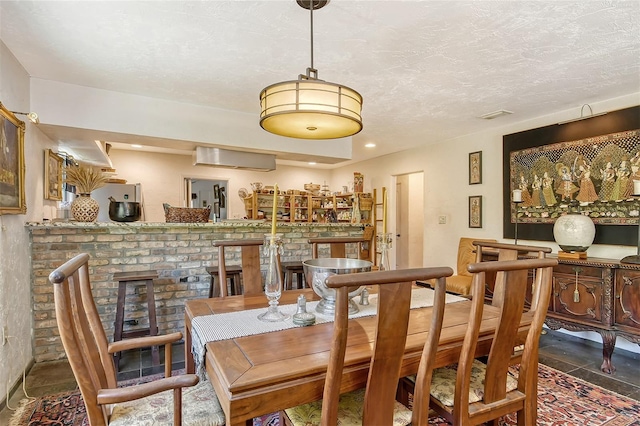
[553,212,595,252]
[71,193,100,222]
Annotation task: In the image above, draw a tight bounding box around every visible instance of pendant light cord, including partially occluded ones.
[310,1,314,70]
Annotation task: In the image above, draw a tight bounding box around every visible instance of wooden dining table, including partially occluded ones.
[184,288,534,426]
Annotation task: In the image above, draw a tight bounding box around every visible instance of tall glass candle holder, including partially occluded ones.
[377,233,393,271]
[258,234,289,322]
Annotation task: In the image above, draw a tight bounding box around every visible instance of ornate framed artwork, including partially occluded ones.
[469,151,482,184]
[45,149,63,200]
[469,195,482,228]
[502,105,640,246]
[0,103,26,215]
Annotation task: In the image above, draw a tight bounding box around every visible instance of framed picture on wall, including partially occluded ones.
[213,184,220,199]
[469,151,482,184]
[44,149,63,200]
[0,103,26,215]
[469,195,482,228]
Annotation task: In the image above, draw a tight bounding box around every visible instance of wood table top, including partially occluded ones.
[184,289,531,425]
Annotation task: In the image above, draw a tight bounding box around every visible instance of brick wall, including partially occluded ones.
[27,222,366,362]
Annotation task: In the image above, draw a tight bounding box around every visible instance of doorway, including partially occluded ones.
[185,178,228,221]
[395,172,424,269]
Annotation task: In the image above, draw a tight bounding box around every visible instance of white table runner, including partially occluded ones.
[191,287,465,379]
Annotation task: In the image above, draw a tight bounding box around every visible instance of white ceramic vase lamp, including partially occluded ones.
[553,202,596,259]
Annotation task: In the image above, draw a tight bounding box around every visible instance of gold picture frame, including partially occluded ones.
[45,149,63,201]
[469,195,482,228]
[469,151,482,185]
[0,102,26,215]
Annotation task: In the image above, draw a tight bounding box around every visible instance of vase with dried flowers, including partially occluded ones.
[65,165,108,222]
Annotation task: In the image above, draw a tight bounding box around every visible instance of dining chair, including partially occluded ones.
[49,253,225,426]
[472,240,552,307]
[212,239,264,296]
[410,257,557,426]
[283,266,453,426]
[308,236,368,259]
[437,237,497,295]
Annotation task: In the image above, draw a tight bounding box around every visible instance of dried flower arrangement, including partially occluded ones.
[65,164,108,194]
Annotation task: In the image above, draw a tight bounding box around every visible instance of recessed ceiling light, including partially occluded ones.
[131,144,143,148]
[365,143,376,148]
[478,110,514,120]
[308,161,317,165]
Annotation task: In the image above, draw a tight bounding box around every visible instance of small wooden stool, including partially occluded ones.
[206,265,243,297]
[281,261,305,290]
[113,270,159,370]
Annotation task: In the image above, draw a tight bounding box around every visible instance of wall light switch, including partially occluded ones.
[438,215,447,224]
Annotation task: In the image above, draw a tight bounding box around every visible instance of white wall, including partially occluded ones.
[108,150,333,222]
[407,172,424,267]
[0,41,59,403]
[333,92,640,353]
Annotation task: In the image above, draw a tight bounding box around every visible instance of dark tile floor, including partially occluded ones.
[1,330,638,424]
[537,329,640,400]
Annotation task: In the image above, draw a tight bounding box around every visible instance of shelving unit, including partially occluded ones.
[290,194,309,222]
[243,190,373,224]
[372,187,387,267]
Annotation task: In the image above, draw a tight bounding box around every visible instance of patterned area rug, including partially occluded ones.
[9,365,640,425]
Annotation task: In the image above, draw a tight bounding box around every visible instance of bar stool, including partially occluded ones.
[206,265,242,297]
[212,239,264,296]
[308,236,368,259]
[281,261,305,290]
[113,270,159,370]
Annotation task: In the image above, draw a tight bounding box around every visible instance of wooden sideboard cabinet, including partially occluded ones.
[484,255,640,374]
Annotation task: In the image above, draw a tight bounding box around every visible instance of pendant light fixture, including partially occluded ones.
[259,0,363,140]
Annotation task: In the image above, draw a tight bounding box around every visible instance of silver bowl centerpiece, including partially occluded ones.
[303,258,373,316]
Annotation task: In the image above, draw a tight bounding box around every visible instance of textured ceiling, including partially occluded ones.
[1,0,639,166]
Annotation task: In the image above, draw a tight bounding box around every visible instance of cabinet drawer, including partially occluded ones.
[554,264,603,279]
[614,270,640,330]
[552,273,603,324]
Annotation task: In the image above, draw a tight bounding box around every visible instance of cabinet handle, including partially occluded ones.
[573,270,580,303]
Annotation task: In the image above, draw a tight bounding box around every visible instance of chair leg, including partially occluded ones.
[209,274,218,298]
[113,281,127,370]
[296,271,303,289]
[145,279,160,365]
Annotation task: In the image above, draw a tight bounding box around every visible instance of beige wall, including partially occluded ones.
[0,41,59,403]
[108,150,333,222]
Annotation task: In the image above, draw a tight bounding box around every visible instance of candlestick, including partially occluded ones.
[512,189,522,203]
[271,183,278,239]
[382,188,387,234]
[514,200,523,245]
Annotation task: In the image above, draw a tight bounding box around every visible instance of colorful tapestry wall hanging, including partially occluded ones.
[510,129,640,225]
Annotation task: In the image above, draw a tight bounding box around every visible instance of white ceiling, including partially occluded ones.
[1,0,639,167]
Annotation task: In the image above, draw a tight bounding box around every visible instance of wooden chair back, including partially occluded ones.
[473,241,552,307]
[308,236,368,259]
[413,257,557,425]
[49,253,118,426]
[212,239,264,296]
[322,266,453,425]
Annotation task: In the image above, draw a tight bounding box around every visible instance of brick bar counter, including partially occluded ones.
[26,221,368,362]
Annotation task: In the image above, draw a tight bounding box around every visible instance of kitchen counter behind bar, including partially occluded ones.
[26,221,369,362]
